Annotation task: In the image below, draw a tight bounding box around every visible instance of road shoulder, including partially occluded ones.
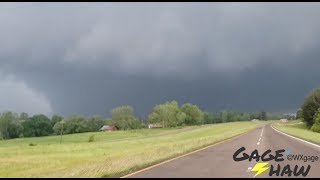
[271,123,320,149]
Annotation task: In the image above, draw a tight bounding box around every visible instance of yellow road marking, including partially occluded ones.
[121,125,262,178]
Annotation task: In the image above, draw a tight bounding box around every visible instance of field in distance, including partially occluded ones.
[0,121,266,178]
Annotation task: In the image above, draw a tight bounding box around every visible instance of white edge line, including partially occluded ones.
[271,124,320,149]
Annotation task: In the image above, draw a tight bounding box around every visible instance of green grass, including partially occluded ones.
[273,120,320,144]
[0,121,264,178]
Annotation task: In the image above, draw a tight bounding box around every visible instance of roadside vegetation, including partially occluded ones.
[296,86,320,132]
[273,121,320,144]
[0,121,265,177]
[272,86,320,143]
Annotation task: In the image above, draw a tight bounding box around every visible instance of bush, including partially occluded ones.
[311,109,320,133]
[311,124,320,133]
[128,118,142,130]
[88,135,95,142]
[29,143,37,146]
[140,123,148,129]
[301,87,320,128]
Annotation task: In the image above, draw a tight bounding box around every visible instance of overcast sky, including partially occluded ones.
[1,2,320,117]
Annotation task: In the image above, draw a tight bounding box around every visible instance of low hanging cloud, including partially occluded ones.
[0,73,53,116]
[1,3,320,78]
[1,3,320,115]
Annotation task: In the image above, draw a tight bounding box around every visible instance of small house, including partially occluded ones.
[100,125,117,132]
[280,119,288,123]
[148,123,163,129]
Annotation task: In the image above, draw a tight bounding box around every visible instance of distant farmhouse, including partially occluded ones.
[280,119,288,123]
[100,125,117,132]
[148,123,163,129]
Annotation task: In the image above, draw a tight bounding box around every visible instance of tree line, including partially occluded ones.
[0,101,291,140]
[0,112,106,140]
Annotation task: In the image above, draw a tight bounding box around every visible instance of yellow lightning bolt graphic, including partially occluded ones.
[251,162,269,178]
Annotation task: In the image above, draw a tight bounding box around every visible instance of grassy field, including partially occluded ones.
[273,120,320,144]
[0,121,264,178]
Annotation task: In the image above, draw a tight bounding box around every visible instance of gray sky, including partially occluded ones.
[1,2,320,117]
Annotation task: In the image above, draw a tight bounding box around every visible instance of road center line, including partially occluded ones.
[256,125,264,146]
[260,126,264,137]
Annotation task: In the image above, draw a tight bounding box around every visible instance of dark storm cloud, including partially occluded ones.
[1,2,320,116]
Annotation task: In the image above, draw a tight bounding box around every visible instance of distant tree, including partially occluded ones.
[52,120,66,143]
[266,112,282,120]
[0,112,11,139]
[291,115,296,120]
[229,111,240,122]
[283,114,295,120]
[85,115,105,131]
[296,109,303,120]
[148,101,186,127]
[221,110,229,123]
[51,115,64,126]
[19,112,29,121]
[181,103,203,125]
[111,105,138,130]
[8,119,24,139]
[213,112,222,123]
[53,121,66,135]
[138,116,147,125]
[63,114,87,134]
[241,113,250,121]
[128,118,142,129]
[311,108,320,133]
[203,112,211,124]
[261,111,267,121]
[0,112,22,139]
[105,118,114,126]
[23,114,53,137]
[301,87,320,128]
[176,110,187,126]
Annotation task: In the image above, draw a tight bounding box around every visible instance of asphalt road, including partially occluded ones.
[126,123,320,178]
